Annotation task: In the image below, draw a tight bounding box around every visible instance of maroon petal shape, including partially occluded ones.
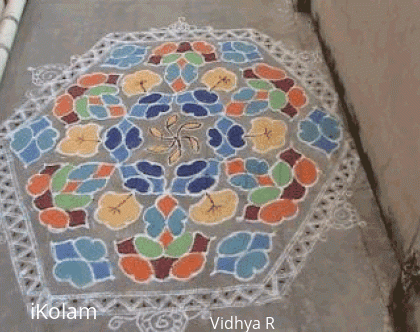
[177,42,192,53]
[243,69,259,79]
[148,55,162,65]
[281,103,298,118]
[34,190,53,210]
[106,74,120,85]
[116,238,137,255]
[68,210,87,227]
[281,179,306,200]
[61,112,79,125]
[40,165,61,176]
[151,257,177,280]
[279,148,302,167]
[272,78,295,92]
[203,53,217,62]
[67,85,87,99]
[244,205,260,220]
[190,233,210,253]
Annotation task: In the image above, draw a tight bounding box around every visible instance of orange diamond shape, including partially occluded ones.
[257,175,275,186]
[226,158,245,175]
[171,78,187,92]
[62,181,79,193]
[159,229,174,248]
[177,57,188,69]
[157,195,178,218]
[94,164,115,178]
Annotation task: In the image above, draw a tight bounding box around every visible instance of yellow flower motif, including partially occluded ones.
[95,192,142,230]
[57,124,101,157]
[247,117,287,153]
[201,67,237,92]
[121,70,162,97]
[189,189,238,225]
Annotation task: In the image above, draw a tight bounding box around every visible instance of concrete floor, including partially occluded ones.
[0,1,400,331]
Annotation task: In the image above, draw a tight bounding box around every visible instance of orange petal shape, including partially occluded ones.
[255,63,286,80]
[259,199,298,224]
[226,102,245,116]
[294,158,318,185]
[153,42,178,56]
[157,195,178,218]
[53,94,73,117]
[77,73,107,88]
[120,255,153,282]
[26,174,51,196]
[192,41,214,54]
[225,158,245,175]
[39,208,69,229]
[288,87,307,108]
[171,253,205,279]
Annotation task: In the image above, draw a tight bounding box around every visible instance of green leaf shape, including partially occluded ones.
[88,85,118,96]
[51,165,74,192]
[162,53,181,64]
[269,90,287,110]
[54,194,92,210]
[75,97,90,119]
[271,161,292,187]
[184,52,204,66]
[247,79,273,91]
[164,232,193,258]
[250,187,281,205]
[134,236,163,259]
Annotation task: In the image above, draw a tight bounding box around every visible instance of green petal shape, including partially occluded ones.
[75,97,90,119]
[271,161,292,186]
[247,79,273,91]
[162,53,181,64]
[165,232,193,258]
[54,194,92,210]
[184,52,204,66]
[88,85,118,96]
[134,236,163,259]
[269,90,287,110]
[51,165,74,192]
[250,187,281,205]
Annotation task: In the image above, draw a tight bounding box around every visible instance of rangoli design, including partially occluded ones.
[0,19,362,332]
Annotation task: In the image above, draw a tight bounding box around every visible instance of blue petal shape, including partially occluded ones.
[144,207,166,238]
[54,242,80,260]
[194,90,218,104]
[245,51,262,61]
[221,42,234,52]
[112,145,129,162]
[146,104,171,118]
[233,88,255,101]
[167,208,187,236]
[166,63,180,82]
[217,141,235,157]
[218,232,251,255]
[30,117,50,136]
[118,118,133,134]
[205,160,219,176]
[125,127,142,149]
[309,109,326,124]
[138,93,162,104]
[245,159,269,175]
[187,176,215,193]
[208,128,223,147]
[171,177,189,194]
[227,125,245,148]
[74,238,106,261]
[68,164,97,180]
[182,63,197,83]
[76,179,107,194]
[206,103,223,115]
[90,105,108,119]
[103,58,120,66]
[245,101,268,115]
[182,103,208,117]
[176,92,195,104]
[11,127,32,152]
[149,177,165,193]
[20,140,40,164]
[223,52,245,63]
[299,120,320,142]
[130,104,147,117]
[177,160,207,177]
[111,45,136,58]
[312,136,339,154]
[320,117,340,140]
[91,261,112,280]
[54,260,93,288]
[102,94,120,105]
[248,234,271,250]
[125,177,150,193]
[216,256,237,273]
[236,251,268,280]
[216,117,234,134]
[233,41,257,53]
[136,161,163,177]
[36,128,58,151]
[105,127,123,150]
[119,165,137,178]
[230,174,258,190]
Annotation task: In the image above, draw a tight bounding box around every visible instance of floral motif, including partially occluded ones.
[298,108,342,155]
[148,115,202,165]
[170,159,220,195]
[176,89,224,117]
[119,161,165,194]
[129,93,173,119]
[52,237,113,288]
[57,124,102,157]
[95,192,142,230]
[26,163,115,232]
[9,116,59,166]
[219,41,262,64]
[103,119,143,162]
[207,117,246,158]
[121,70,162,96]
[52,73,126,125]
[102,44,149,69]
[148,41,217,92]
[201,67,237,92]
[247,117,287,153]
[213,232,272,281]
[226,63,308,118]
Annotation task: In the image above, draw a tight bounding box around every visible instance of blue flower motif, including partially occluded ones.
[213,232,272,281]
[9,116,59,166]
[170,159,220,196]
[119,161,165,194]
[176,89,224,117]
[52,237,113,289]
[298,108,342,155]
[102,44,148,69]
[144,204,188,238]
[103,119,143,163]
[219,41,262,64]
[129,93,173,119]
[207,117,246,158]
